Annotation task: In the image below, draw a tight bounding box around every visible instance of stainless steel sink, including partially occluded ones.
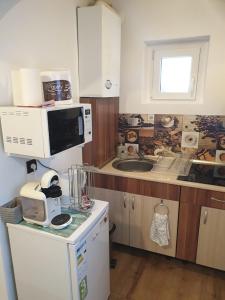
[112,159,154,172]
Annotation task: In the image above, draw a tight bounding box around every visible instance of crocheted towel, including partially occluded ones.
[150,212,170,246]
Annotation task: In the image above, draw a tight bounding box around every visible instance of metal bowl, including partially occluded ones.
[112,159,154,172]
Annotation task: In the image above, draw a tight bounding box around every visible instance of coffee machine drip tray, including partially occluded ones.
[50,213,72,230]
[178,163,225,187]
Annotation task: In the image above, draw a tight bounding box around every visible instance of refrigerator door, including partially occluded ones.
[69,210,110,300]
[8,226,73,300]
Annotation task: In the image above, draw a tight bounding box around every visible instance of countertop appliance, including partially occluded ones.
[0,104,92,158]
[178,162,225,187]
[20,170,62,226]
[8,200,109,300]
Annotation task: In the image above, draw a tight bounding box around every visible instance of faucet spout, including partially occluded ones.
[137,151,145,160]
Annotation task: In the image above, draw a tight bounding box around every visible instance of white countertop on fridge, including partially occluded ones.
[7,200,109,244]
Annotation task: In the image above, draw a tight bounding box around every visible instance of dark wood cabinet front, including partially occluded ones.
[93,173,180,201]
[80,97,119,168]
[176,186,225,262]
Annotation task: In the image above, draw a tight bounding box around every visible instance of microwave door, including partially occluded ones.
[47,107,84,155]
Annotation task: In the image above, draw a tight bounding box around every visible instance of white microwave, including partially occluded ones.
[0,104,92,158]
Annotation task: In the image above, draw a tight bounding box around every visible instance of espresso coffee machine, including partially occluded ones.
[20,171,62,227]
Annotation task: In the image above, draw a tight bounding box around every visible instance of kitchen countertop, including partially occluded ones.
[94,158,225,193]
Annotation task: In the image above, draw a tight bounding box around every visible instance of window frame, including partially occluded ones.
[144,37,209,104]
[152,47,201,100]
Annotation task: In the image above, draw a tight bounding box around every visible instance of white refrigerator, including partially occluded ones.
[8,200,110,300]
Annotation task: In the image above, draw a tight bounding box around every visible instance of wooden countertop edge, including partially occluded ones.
[93,160,225,193]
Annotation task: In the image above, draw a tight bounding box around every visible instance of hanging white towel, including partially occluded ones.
[150,212,170,246]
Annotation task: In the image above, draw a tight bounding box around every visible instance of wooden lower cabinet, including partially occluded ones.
[176,186,225,263]
[93,178,225,269]
[94,187,179,257]
[196,206,225,271]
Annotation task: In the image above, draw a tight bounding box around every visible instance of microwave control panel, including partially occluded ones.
[83,106,92,143]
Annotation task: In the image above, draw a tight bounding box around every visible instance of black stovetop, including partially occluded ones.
[178,163,225,187]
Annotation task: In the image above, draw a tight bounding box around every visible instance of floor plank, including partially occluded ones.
[109,244,225,300]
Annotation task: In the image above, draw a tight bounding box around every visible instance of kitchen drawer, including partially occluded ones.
[139,180,180,201]
[180,186,225,209]
[115,177,140,195]
[205,190,225,209]
[93,173,116,190]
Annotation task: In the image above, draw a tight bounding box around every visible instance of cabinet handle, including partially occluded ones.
[203,210,208,224]
[132,196,135,210]
[105,80,112,89]
[210,197,225,203]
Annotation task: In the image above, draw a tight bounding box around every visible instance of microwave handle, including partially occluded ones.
[78,114,84,136]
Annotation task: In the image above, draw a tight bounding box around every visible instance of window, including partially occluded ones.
[145,37,209,102]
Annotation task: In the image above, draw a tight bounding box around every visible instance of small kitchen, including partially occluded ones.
[0,1,225,300]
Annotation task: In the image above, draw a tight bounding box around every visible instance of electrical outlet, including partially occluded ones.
[26,159,37,174]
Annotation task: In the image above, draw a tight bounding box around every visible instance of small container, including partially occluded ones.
[41,70,73,105]
[0,198,23,224]
[68,164,95,212]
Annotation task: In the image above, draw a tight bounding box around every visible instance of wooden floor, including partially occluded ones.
[109,244,225,300]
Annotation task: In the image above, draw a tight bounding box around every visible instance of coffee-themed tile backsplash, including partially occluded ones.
[118,114,225,162]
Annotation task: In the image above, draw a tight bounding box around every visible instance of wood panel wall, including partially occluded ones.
[80,97,119,168]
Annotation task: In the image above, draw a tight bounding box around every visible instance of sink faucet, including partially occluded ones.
[137,151,145,160]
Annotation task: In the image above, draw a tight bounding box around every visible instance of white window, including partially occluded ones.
[145,37,209,102]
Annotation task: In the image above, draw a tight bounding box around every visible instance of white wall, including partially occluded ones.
[0,1,86,299]
[0,0,20,20]
[111,0,225,115]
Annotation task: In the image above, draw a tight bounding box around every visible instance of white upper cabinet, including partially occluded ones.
[78,3,121,97]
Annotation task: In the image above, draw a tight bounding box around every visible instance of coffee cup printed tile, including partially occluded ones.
[141,114,154,128]
[181,132,199,149]
[154,114,182,130]
[125,130,139,144]
[217,133,225,150]
[125,143,139,156]
[119,114,140,129]
[160,115,174,128]
[118,113,225,162]
[128,117,142,127]
[182,115,198,132]
[216,150,225,164]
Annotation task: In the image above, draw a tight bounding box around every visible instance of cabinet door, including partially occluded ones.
[196,207,225,271]
[85,212,110,300]
[93,187,129,245]
[140,196,179,257]
[78,5,121,97]
[102,5,121,97]
[129,194,143,249]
